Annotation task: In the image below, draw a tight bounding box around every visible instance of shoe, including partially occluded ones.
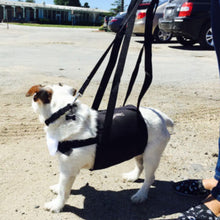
[178,204,220,220]
[173,179,210,196]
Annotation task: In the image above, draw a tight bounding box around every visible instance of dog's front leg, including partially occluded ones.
[44,173,76,213]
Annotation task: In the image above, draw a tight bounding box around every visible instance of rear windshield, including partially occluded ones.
[139,0,169,7]
[115,12,126,18]
[141,0,151,3]
[159,0,168,5]
[168,0,184,3]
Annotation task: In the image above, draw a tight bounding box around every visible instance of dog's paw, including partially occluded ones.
[49,184,59,194]
[131,191,148,204]
[44,199,64,213]
[122,171,139,182]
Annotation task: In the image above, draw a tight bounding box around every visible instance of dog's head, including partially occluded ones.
[26,84,77,124]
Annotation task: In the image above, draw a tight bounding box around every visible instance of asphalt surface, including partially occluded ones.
[0,23,219,88]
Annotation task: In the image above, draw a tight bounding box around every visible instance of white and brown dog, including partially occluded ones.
[26,84,174,213]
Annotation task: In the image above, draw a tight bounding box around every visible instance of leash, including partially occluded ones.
[45,0,141,126]
[45,0,159,147]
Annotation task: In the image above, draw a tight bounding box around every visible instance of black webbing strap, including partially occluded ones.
[91,31,125,110]
[92,0,142,110]
[123,0,159,108]
[58,137,98,154]
[137,0,158,109]
[123,46,144,106]
[78,0,140,101]
[45,103,77,126]
[100,0,141,145]
[101,0,158,146]
[78,40,115,95]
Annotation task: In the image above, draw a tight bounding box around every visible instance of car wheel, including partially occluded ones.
[199,23,214,50]
[176,36,196,46]
[154,27,172,43]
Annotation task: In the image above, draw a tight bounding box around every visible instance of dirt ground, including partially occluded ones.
[0,24,220,220]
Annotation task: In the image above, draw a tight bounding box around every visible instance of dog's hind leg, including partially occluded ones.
[131,139,168,203]
[122,155,144,182]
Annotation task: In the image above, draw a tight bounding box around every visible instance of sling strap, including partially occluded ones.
[92,0,142,110]
[101,0,158,145]
[123,0,158,108]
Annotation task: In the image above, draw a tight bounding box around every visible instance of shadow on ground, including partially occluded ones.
[63,180,205,220]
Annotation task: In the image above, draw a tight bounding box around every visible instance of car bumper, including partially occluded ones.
[108,23,120,33]
[159,17,202,40]
[159,18,174,33]
[133,21,157,35]
[133,20,145,34]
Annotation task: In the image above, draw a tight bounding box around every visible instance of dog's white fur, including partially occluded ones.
[26,84,174,213]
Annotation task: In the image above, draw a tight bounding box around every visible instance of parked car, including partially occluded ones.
[133,0,173,43]
[108,12,127,33]
[159,0,213,49]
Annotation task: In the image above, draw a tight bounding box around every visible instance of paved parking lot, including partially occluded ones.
[0,23,218,87]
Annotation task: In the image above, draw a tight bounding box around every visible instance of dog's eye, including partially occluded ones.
[34,90,52,104]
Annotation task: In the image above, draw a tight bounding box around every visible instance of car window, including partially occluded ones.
[141,0,151,3]
[141,0,168,6]
[159,0,168,5]
[168,0,185,3]
[115,12,126,18]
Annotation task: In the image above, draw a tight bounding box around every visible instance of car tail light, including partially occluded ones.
[137,12,146,19]
[139,3,150,6]
[111,18,118,22]
[178,2,193,17]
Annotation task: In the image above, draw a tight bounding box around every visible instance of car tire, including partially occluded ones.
[176,36,196,46]
[154,27,172,43]
[199,23,214,50]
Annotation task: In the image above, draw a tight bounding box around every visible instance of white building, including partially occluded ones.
[0,0,109,25]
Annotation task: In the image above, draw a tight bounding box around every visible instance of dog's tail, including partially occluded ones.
[162,113,174,134]
[146,107,174,134]
[157,110,174,134]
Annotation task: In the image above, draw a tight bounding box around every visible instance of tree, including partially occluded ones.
[83,2,90,8]
[121,0,124,11]
[54,0,81,7]
[110,0,124,15]
[26,0,35,3]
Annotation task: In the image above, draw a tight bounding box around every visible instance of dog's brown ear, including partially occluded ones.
[26,85,43,97]
[26,85,52,104]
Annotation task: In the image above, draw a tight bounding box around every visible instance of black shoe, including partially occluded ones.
[173,179,210,196]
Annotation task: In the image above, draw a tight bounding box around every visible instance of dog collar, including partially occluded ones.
[45,93,82,126]
[45,103,77,126]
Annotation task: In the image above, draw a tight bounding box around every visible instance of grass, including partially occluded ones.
[11,22,100,29]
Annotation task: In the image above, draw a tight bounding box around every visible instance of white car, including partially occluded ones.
[133,0,172,43]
